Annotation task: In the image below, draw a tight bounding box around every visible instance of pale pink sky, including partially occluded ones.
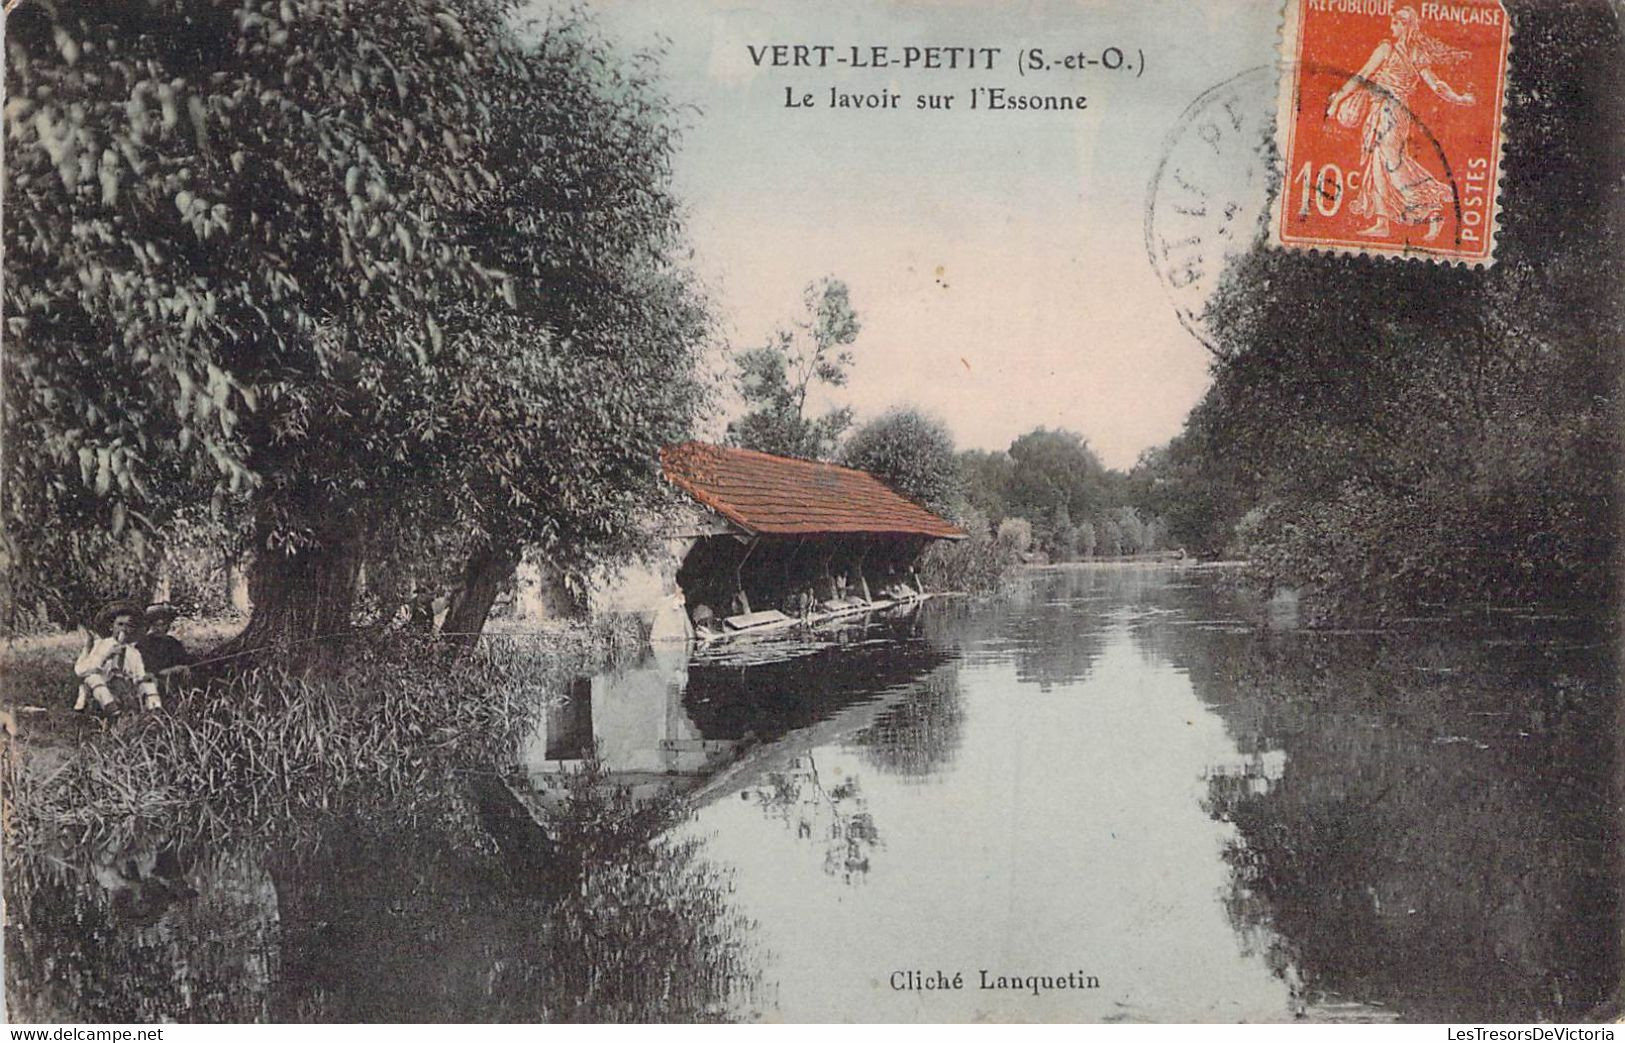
[570,0,1279,468]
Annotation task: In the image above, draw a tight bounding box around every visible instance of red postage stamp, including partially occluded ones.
[1272,0,1511,264]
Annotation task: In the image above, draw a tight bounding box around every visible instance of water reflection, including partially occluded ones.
[927,565,1172,690]
[6,773,763,1022]
[6,842,281,1022]
[509,615,957,819]
[683,612,954,741]
[687,569,1616,1021]
[744,754,880,884]
[1151,619,1620,1022]
[691,618,1308,1020]
[673,614,959,890]
[516,645,742,808]
[5,568,1616,1023]
[854,666,965,779]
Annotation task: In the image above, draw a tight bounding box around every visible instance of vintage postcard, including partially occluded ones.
[2,0,1620,1027]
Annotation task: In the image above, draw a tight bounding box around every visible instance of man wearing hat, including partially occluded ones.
[73,599,162,713]
[137,602,193,690]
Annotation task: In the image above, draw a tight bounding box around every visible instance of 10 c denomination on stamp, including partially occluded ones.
[1272,0,1510,264]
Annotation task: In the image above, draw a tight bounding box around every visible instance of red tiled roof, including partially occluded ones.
[661,442,966,540]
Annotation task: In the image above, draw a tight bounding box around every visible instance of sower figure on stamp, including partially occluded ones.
[1326,7,1475,241]
[74,598,163,715]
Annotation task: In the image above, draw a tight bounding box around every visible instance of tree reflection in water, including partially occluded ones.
[5,764,762,1023]
[854,665,965,779]
[19,569,1610,1024]
[1143,611,1620,1022]
[745,752,879,884]
[699,615,972,885]
[5,840,282,1023]
[921,566,1167,689]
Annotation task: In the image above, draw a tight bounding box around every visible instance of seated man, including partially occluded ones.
[74,599,161,714]
[137,602,193,691]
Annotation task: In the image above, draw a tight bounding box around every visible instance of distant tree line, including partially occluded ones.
[958,430,1178,561]
[724,276,1187,579]
[727,286,1183,569]
[734,377,1180,574]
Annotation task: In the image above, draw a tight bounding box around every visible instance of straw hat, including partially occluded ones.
[144,602,181,626]
[91,598,147,636]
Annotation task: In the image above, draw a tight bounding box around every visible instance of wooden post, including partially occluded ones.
[732,537,759,616]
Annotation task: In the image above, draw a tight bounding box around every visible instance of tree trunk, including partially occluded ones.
[211,538,360,670]
[440,545,519,645]
[227,555,254,614]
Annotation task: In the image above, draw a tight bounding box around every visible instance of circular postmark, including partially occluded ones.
[1146,61,1471,353]
[1144,66,1283,355]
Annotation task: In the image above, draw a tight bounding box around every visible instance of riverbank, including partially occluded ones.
[5,565,1617,1023]
[0,618,245,747]
[0,616,647,853]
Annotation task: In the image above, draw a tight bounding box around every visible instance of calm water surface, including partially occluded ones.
[6,566,1618,1022]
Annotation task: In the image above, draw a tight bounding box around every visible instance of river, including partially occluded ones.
[5,565,1618,1022]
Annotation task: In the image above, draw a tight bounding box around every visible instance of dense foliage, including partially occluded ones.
[3,0,710,641]
[1123,428,1247,560]
[726,277,859,460]
[839,407,960,513]
[2,621,642,851]
[918,510,1030,594]
[1163,0,1621,615]
[956,429,1177,561]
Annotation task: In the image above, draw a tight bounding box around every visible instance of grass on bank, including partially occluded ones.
[1,617,647,852]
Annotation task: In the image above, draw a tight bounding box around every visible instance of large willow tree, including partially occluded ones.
[4,0,709,650]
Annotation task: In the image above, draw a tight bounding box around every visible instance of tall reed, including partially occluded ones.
[3,616,647,852]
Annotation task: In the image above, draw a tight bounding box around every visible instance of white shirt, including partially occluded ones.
[75,637,153,681]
